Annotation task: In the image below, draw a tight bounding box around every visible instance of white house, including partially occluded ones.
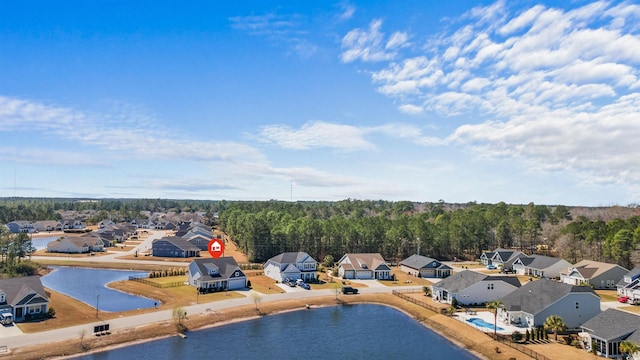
[616,267,640,302]
[264,252,317,283]
[561,260,628,290]
[188,257,246,292]
[399,254,451,278]
[47,236,104,253]
[511,255,571,279]
[431,270,521,306]
[499,278,600,329]
[337,253,391,280]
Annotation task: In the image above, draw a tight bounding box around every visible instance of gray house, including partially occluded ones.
[6,221,37,234]
[152,237,200,258]
[0,276,49,322]
[561,260,628,290]
[499,278,600,329]
[264,252,318,283]
[188,257,246,292]
[431,270,521,305]
[580,308,640,359]
[512,255,572,279]
[399,254,451,278]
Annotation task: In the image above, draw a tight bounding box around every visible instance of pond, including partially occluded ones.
[30,236,58,251]
[75,304,480,359]
[41,266,159,312]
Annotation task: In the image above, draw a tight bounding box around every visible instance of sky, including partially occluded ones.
[1,0,639,206]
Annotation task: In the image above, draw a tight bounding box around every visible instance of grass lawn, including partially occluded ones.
[595,290,618,302]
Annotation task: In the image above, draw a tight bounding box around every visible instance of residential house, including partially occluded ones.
[47,236,104,253]
[188,257,246,291]
[431,270,521,305]
[580,308,640,359]
[561,260,628,289]
[98,219,115,229]
[264,252,318,283]
[33,220,63,232]
[499,278,600,329]
[0,276,49,322]
[480,248,526,267]
[399,254,451,278]
[61,220,86,230]
[616,267,640,302]
[512,255,571,279]
[6,221,37,234]
[151,237,200,258]
[337,253,392,280]
[183,233,212,251]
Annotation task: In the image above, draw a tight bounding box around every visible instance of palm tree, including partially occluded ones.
[544,315,566,342]
[486,300,503,339]
[620,340,639,360]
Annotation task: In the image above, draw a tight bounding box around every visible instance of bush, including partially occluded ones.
[47,307,56,318]
[511,331,522,342]
[246,280,252,288]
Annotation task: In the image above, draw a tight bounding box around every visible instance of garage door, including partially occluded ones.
[228,278,246,290]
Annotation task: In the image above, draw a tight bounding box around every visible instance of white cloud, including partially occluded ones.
[343,0,640,194]
[341,19,404,63]
[260,121,374,151]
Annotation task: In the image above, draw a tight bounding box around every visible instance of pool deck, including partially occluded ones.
[454,310,525,335]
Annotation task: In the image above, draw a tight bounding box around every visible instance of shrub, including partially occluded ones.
[511,331,522,342]
[47,307,56,318]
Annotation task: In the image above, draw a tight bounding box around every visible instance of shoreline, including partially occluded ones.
[9,294,505,360]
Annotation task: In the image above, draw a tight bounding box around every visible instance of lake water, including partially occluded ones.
[41,267,159,312]
[30,236,57,251]
[74,304,479,360]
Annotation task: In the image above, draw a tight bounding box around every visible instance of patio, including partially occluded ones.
[454,310,526,336]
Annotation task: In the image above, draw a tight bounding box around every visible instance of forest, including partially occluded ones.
[2,197,640,268]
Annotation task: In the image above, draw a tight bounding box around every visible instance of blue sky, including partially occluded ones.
[1,0,639,206]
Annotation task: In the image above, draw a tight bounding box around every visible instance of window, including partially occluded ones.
[235,271,239,277]
[575,302,580,309]
[487,283,494,290]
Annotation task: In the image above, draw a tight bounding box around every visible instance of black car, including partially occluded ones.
[341,286,358,294]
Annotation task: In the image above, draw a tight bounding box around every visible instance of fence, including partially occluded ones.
[392,289,447,314]
[495,335,552,360]
[128,275,185,288]
[392,289,552,360]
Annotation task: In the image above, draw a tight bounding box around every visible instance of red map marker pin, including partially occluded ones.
[208,238,224,259]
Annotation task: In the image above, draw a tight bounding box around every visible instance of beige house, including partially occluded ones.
[337,253,391,280]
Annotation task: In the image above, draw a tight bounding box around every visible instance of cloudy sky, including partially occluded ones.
[1,0,639,206]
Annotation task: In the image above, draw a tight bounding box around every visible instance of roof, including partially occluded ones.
[267,252,314,265]
[581,308,640,342]
[340,253,389,272]
[501,278,597,315]
[516,255,566,269]
[562,260,628,279]
[0,276,49,306]
[432,270,521,293]
[400,254,450,270]
[152,236,200,252]
[190,257,243,282]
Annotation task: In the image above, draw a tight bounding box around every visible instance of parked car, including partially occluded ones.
[486,264,497,270]
[618,296,630,303]
[284,279,297,287]
[0,311,13,325]
[341,286,358,294]
[298,282,311,290]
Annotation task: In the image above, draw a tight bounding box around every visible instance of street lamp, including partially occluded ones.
[96,295,100,318]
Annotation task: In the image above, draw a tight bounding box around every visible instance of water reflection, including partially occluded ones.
[41,266,159,312]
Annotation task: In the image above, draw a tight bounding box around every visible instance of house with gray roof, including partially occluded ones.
[0,276,49,322]
[33,220,63,232]
[399,254,451,278]
[337,253,392,280]
[480,248,526,267]
[499,278,600,329]
[264,252,317,283]
[6,221,37,234]
[617,267,640,303]
[152,237,200,258]
[431,270,521,306]
[580,308,640,358]
[561,260,628,289]
[188,257,246,292]
[47,236,105,253]
[512,255,571,279]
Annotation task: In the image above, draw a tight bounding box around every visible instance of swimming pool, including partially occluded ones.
[466,317,504,331]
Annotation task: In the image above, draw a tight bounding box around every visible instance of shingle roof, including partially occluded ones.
[563,260,628,279]
[267,252,313,265]
[152,236,200,252]
[341,253,388,271]
[190,257,243,281]
[432,270,521,293]
[0,276,48,306]
[500,278,597,315]
[400,254,450,270]
[517,255,566,269]
[581,308,640,342]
